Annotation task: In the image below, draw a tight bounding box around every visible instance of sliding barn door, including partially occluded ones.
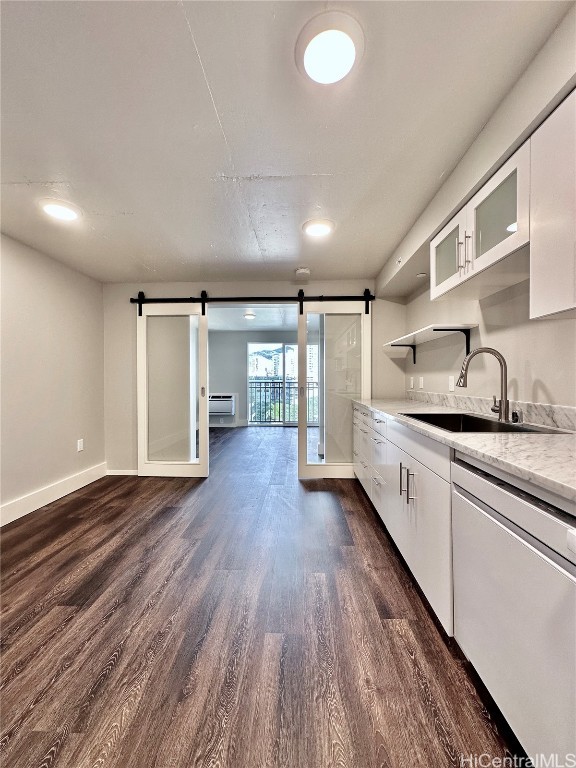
[297,301,371,479]
[137,304,208,477]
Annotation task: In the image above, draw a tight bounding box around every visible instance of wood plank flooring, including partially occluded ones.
[1,427,512,767]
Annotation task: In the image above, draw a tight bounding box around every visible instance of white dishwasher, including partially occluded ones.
[451,459,576,760]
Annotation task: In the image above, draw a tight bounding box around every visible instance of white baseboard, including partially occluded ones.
[107,469,138,476]
[0,462,108,527]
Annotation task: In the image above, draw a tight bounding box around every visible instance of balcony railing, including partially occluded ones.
[248,380,318,424]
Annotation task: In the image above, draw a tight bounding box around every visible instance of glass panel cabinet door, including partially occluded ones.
[467,141,530,273]
[434,225,461,285]
[474,170,518,258]
[430,208,467,299]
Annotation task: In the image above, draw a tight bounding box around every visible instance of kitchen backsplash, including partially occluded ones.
[406,390,576,431]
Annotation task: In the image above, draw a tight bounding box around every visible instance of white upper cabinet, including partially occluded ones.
[529,90,576,319]
[431,142,530,300]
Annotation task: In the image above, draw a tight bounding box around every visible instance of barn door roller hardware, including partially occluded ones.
[131,289,375,316]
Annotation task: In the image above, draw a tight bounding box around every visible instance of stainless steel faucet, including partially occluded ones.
[456,347,510,422]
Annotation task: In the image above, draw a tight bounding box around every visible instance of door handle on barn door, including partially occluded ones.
[299,386,304,397]
[201,387,206,397]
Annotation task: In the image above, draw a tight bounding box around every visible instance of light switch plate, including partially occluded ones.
[77,439,84,452]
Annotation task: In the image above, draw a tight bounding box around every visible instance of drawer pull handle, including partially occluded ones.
[406,471,416,504]
[399,462,407,496]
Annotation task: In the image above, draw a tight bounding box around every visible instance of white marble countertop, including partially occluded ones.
[354,398,576,503]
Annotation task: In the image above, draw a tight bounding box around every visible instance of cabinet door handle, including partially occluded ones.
[399,462,407,496]
[464,232,472,266]
[406,471,416,504]
[456,238,464,271]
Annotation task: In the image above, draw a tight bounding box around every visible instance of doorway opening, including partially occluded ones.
[247,343,319,432]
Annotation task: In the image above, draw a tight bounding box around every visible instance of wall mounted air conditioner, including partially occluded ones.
[208,394,235,416]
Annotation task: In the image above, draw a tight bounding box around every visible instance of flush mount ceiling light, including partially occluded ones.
[39,198,82,222]
[506,222,518,233]
[244,310,256,320]
[295,11,364,85]
[303,219,334,238]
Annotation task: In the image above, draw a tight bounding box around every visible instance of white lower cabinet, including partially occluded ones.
[358,415,454,635]
[383,436,453,634]
[453,486,576,759]
[355,402,576,759]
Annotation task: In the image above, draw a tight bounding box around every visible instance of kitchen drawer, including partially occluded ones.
[370,469,386,523]
[387,420,451,481]
[368,428,386,476]
[353,404,371,426]
[369,409,387,438]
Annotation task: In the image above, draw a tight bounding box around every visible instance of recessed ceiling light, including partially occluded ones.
[295,11,365,85]
[244,310,256,320]
[303,219,334,238]
[40,199,81,222]
[506,222,518,233]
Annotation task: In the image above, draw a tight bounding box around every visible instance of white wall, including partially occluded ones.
[1,235,105,524]
[371,298,407,399]
[209,330,297,425]
[403,281,576,406]
[103,279,391,471]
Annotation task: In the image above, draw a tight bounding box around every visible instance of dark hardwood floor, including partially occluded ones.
[1,427,511,767]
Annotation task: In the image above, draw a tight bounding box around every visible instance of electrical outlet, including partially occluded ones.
[409,377,414,390]
[77,439,84,452]
[418,377,424,390]
[449,375,455,392]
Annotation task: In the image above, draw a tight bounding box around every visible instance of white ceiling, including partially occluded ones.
[208,304,298,331]
[1,1,571,284]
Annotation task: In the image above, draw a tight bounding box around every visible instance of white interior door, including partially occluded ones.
[297,301,371,479]
[137,303,208,477]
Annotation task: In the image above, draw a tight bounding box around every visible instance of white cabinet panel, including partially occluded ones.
[530,91,576,319]
[383,436,453,634]
[453,487,576,758]
[403,453,452,633]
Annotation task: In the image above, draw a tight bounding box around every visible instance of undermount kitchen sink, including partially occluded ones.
[399,412,565,434]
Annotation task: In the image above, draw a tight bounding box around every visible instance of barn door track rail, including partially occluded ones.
[131,289,375,316]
